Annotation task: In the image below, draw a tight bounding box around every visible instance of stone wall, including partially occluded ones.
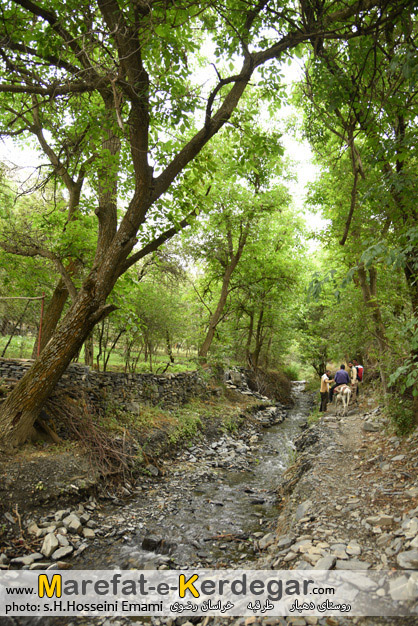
[0,358,208,411]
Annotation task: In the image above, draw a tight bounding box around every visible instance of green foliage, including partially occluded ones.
[281,364,301,381]
[168,412,203,444]
[385,395,415,436]
[308,406,321,425]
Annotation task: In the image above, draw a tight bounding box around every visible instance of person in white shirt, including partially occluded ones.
[320,370,333,412]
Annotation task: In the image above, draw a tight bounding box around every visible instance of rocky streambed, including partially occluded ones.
[1,382,309,575]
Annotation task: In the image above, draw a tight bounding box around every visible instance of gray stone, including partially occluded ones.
[366,514,395,527]
[314,555,336,570]
[346,542,362,556]
[389,575,418,601]
[147,464,159,477]
[276,535,295,550]
[41,533,59,558]
[52,546,74,560]
[10,555,37,566]
[142,534,162,552]
[259,533,275,550]
[296,500,312,521]
[54,510,70,522]
[0,554,9,565]
[363,422,379,432]
[82,528,96,539]
[62,514,82,534]
[27,522,40,535]
[335,559,371,570]
[56,534,69,547]
[397,550,418,569]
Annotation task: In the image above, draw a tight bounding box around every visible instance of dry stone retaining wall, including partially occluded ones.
[0,358,208,410]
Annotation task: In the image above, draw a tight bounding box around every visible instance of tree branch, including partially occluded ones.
[118,209,196,275]
[0,242,78,300]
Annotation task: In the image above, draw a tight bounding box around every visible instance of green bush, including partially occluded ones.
[282,364,301,381]
[385,395,415,436]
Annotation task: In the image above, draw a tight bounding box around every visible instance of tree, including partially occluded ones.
[0,0,409,447]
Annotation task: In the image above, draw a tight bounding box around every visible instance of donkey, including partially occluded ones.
[334,384,352,417]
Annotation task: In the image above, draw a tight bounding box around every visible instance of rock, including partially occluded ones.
[142,534,162,552]
[314,555,336,570]
[56,534,69,547]
[47,561,72,570]
[62,514,82,534]
[296,500,312,521]
[331,544,348,559]
[52,546,74,560]
[147,464,159,477]
[10,555,37,566]
[276,535,295,550]
[27,522,40,535]
[83,528,96,539]
[365,514,394,527]
[397,550,418,569]
[41,533,59,558]
[230,371,243,386]
[389,575,418,601]
[292,539,312,552]
[0,554,9,565]
[363,422,379,432]
[402,517,418,538]
[54,509,69,522]
[335,559,370,570]
[259,533,275,550]
[346,542,362,556]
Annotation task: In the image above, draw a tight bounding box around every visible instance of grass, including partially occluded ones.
[96,393,259,450]
[0,334,197,373]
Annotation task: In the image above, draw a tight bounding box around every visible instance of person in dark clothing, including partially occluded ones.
[329,364,350,402]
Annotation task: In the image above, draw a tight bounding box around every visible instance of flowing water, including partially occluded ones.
[81,382,312,570]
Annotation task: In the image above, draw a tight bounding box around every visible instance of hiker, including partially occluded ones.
[320,369,333,412]
[348,361,358,403]
[329,364,350,402]
[352,358,364,397]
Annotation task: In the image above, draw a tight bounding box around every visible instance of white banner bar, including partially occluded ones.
[0,569,417,617]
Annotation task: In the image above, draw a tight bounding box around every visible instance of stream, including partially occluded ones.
[79,382,311,571]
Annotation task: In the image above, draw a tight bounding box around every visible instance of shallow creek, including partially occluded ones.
[78,382,311,570]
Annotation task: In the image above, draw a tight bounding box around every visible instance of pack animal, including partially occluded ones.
[334,384,352,416]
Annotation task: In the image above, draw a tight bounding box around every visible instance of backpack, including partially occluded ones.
[355,365,364,382]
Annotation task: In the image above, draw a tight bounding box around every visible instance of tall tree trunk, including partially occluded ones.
[245,312,254,366]
[251,308,265,369]
[0,286,112,449]
[84,334,94,367]
[166,330,174,363]
[198,265,234,359]
[357,265,389,393]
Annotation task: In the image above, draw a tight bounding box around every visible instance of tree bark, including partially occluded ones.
[198,222,250,359]
[84,333,94,367]
[357,265,389,393]
[198,263,235,359]
[31,279,69,358]
[0,285,112,449]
